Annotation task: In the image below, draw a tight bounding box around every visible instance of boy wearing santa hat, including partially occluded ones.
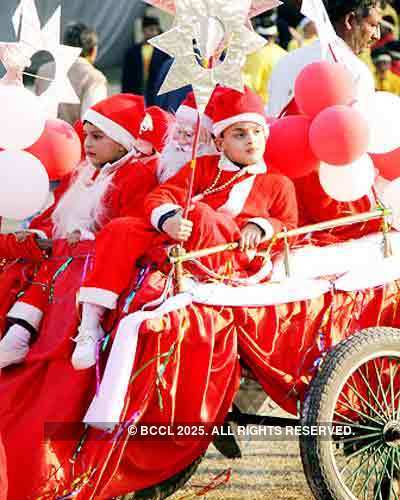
[73,87,298,370]
[0,94,171,369]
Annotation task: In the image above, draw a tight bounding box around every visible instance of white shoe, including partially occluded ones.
[71,326,104,370]
[0,324,31,368]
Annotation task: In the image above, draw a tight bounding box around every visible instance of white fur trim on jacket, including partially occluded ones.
[217,176,256,216]
[7,302,43,330]
[28,229,48,240]
[334,255,400,291]
[78,287,119,310]
[248,218,275,241]
[213,113,269,137]
[83,292,193,430]
[84,109,137,152]
[151,203,182,231]
[271,231,400,282]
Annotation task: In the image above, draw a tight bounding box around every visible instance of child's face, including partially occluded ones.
[217,121,267,166]
[84,122,127,167]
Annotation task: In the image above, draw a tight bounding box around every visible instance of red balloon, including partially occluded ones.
[264,115,320,178]
[27,119,82,180]
[370,148,400,180]
[294,61,355,118]
[309,105,370,165]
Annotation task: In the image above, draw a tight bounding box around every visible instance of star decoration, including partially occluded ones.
[148,0,269,112]
[0,0,81,117]
[145,0,282,19]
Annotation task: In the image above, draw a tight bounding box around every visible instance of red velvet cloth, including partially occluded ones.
[0,434,7,500]
[0,233,45,263]
[0,251,399,498]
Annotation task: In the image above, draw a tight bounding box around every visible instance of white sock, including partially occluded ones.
[1,324,31,349]
[80,303,106,331]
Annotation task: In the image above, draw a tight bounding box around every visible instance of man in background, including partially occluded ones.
[35,22,108,125]
[243,21,287,104]
[121,16,169,105]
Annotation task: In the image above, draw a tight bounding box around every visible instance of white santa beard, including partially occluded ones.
[157,141,218,183]
[51,162,115,239]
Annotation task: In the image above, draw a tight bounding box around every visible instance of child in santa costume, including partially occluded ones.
[74,87,298,370]
[157,90,218,183]
[0,93,172,370]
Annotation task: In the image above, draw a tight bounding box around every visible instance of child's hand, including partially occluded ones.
[239,223,263,251]
[66,231,81,246]
[162,214,193,242]
[15,231,32,242]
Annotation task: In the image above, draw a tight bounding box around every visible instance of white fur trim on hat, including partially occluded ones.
[84,109,137,151]
[201,114,213,131]
[176,105,198,124]
[213,113,269,137]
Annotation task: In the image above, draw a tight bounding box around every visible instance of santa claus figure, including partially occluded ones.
[0,94,172,370]
[157,91,217,183]
[74,86,298,370]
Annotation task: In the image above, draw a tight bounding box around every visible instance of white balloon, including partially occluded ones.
[319,155,375,202]
[354,92,400,154]
[0,84,46,150]
[0,151,49,220]
[381,178,400,230]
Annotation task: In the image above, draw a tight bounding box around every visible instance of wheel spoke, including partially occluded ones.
[354,444,386,498]
[373,447,391,500]
[389,361,400,421]
[388,447,399,500]
[351,368,385,420]
[343,378,387,424]
[336,398,387,427]
[333,415,381,432]
[373,358,392,418]
[338,437,384,462]
[338,431,382,445]
[357,365,392,421]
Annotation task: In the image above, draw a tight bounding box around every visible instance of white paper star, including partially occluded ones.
[0,1,81,117]
[145,0,282,19]
[149,0,267,112]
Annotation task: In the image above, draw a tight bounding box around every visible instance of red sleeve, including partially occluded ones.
[266,175,298,233]
[144,162,195,215]
[115,161,158,218]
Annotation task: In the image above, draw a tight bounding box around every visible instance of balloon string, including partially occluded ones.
[23,71,53,82]
[328,43,338,63]
[183,113,201,219]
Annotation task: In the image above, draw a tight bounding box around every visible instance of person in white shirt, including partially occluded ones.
[268,0,381,116]
[35,22,108,125]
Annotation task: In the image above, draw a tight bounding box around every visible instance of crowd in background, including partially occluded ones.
[34,0,400,124]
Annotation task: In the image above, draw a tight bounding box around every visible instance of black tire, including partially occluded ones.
[300,327,400,500]
[116,456,203,500]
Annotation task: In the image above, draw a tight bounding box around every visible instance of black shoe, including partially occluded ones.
[212,421,242,459]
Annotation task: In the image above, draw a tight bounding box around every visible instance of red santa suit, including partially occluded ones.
[2,94,171,335]
[295,170,381,244]
[79,88,298,309]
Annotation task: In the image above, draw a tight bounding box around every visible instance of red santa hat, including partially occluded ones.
[83,94,148,152]
[175,91,214,132]
[212,87,269,137]
[139,106,175,153]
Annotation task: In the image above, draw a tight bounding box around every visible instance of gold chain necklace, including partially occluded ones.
[192,167,246,202]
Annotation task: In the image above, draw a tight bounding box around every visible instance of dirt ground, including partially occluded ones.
[171,440,314,500]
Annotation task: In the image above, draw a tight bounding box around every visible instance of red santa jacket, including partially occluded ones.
[30,156,159,239]
[144,154,298,239]
[295,171,381,244]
